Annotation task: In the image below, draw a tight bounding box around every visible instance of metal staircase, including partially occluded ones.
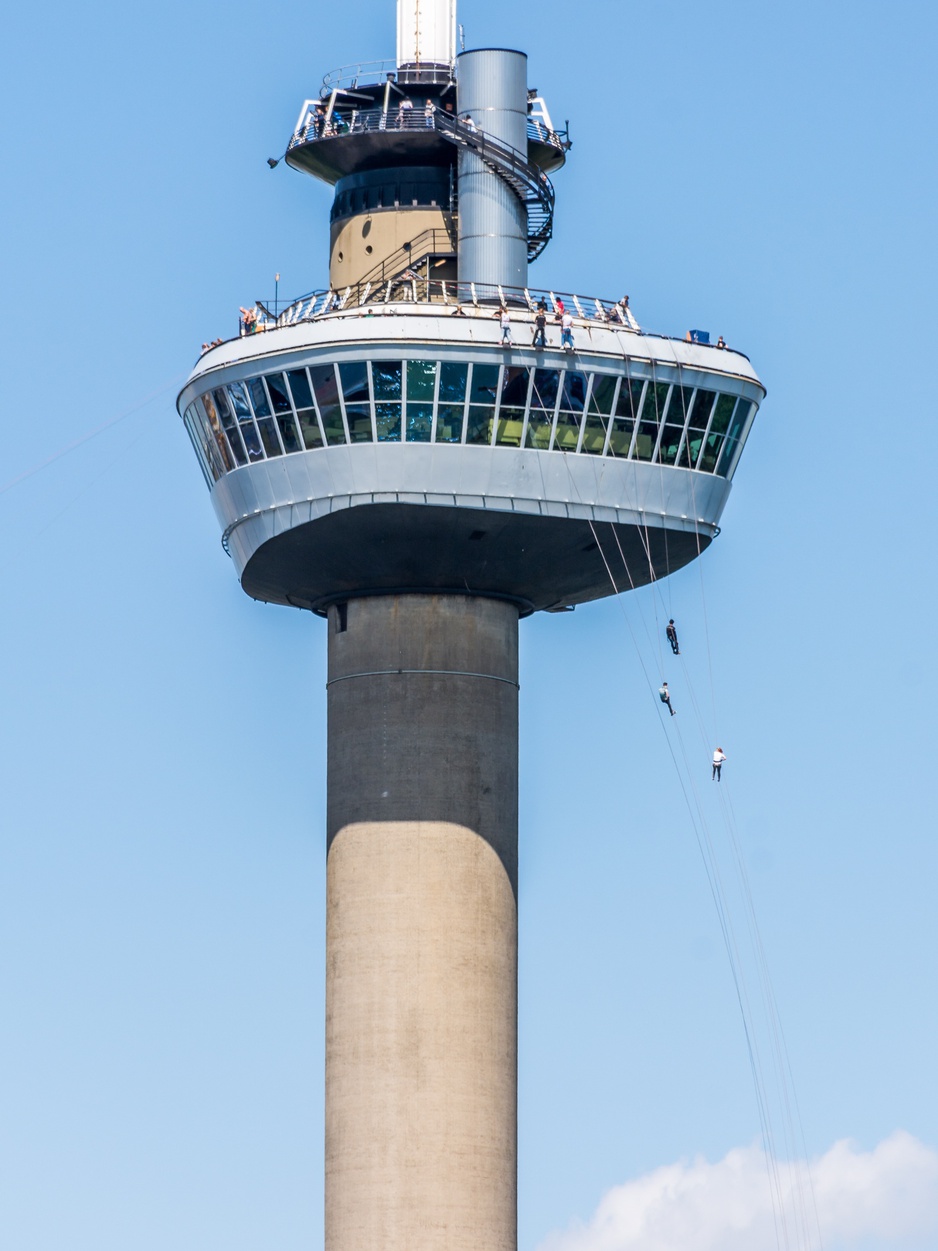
[434,111,555,262]
[355,227,457,291]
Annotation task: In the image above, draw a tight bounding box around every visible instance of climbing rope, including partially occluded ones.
[564,451,823,1251]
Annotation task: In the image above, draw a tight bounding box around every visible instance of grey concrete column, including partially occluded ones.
[457,48,529,293]
[325,593,519,1251]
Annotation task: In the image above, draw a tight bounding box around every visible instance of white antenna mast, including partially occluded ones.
[397,0,457,71]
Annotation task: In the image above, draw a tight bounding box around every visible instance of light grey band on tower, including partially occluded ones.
[327,667,520,688]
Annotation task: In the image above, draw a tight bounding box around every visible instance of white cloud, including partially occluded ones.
[537,1132,938,1251]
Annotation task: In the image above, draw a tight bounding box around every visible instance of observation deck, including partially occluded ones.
[180,290,764,614]
[284,79,568,185]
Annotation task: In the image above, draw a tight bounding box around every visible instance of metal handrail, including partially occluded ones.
[320,59,455,94]
[212,284,754,365]
[355,228,457,290]
[264,279,638,330]
[288,105,566,154]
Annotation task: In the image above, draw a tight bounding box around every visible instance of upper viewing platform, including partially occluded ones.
[282,68,568,185]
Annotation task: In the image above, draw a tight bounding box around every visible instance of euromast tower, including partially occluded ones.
[177,2,765,1248]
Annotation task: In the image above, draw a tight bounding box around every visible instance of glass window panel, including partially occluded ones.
[717,438,739,477]
[685,429,705,469]
[346,404,373,443]
[581,413,609,454]
[658,425,684,466]
[435,403,464,443]
[439,361,468,403]
[212,387,233,421]
[632,417,659,460]
[665,385,691,428]
[198,395,236,471]
[197,407,228,479]
[496,366,529,446]
[496,408,525,446]
[560,371,588,413]
[716,403,752,477]
[406,359,436,402]
[525,410,553,450]
[256,417,283,457]
[265,373,292,415]
[286,368,314,410]
[641,381,669,424]
[633,382,669,461]
[276,409,303,452]
[339,361,370,405]
[606,379,642,457]
[501,366,530,409]
[531,368,560,412]
[240,419,264,461]
[469,363,500,407]
[688,388,716,430]
[466,406,494,445]
[310,365,345,444]
[553,411,582,451]
[226,381,251,423]
[406,403,433,442]
[698,431,725,473]
[373,361,403,401]
[186,405,220,482]
[615,378,644,420]
[296,409,323,449]
[589,373,618,416]
[658,387,690,466]
[726,400,752,444]
[248,377,271,418]
[203,392,245,465]
[708,393,736,437]
[376,402,402,441]
[582,374,617,455]
[607,417,633,458]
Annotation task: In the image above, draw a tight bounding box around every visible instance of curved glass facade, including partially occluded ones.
[184,359,756,487]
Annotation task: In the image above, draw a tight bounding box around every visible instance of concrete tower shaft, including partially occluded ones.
[325,594,518,1251]
[397,0,457,71]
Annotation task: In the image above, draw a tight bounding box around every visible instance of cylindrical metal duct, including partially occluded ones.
[397,0,457,70]
[457,48,529,295]
[325,593,519,1251]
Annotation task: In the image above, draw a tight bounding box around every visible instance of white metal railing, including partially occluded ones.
[289,102,565,152]
[233,281,639,338]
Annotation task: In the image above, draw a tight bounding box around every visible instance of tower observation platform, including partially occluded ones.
[177,2,764,1250]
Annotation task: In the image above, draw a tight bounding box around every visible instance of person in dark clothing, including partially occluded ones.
[659,682,676,716]
[533,307,547,348]
[666,619,680,655]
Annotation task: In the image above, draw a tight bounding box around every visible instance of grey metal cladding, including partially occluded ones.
[457,49,530,290]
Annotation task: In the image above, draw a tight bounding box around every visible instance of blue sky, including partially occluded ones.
[2,1,936,1249]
